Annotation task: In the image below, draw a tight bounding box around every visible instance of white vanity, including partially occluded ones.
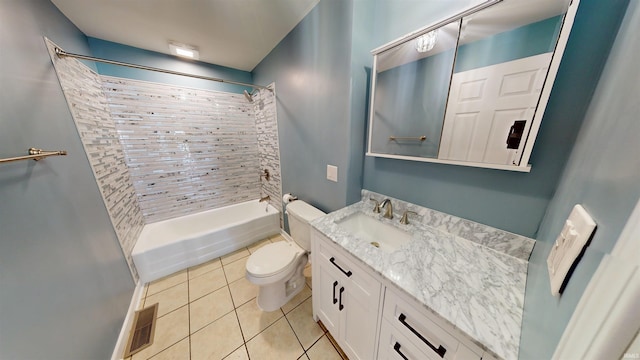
[310,190,535,360]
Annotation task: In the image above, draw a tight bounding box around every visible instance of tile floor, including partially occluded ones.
[126,234,346,360]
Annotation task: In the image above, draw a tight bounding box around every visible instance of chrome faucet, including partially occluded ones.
[379,199,393,219]
[259,195,270,202]
[369,198,381,213]
[400,210,418,225]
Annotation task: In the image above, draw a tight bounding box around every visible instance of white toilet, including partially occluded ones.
[245,200,325,311]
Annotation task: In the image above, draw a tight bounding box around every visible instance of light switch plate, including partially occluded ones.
[547,204,596,296]
[326,165,338,182]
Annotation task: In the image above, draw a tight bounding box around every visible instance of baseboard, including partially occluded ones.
[112,282,146,360]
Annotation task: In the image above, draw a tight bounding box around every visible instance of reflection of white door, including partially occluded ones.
[439,53,552,165]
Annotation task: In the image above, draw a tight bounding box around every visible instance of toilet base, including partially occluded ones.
[254,258,308,312]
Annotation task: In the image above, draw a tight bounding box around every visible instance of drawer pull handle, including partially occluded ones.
[339,286,345,311]
[329,257,353,277]
[332,281,338,304]
[393,342,409,360]
[398,313,447,358]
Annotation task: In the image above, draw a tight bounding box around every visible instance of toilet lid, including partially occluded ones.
[246,241,302,278]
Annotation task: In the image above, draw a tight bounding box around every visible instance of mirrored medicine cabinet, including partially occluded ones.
[366,0,579,172]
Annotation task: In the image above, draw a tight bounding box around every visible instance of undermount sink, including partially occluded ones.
[336,212,412,253]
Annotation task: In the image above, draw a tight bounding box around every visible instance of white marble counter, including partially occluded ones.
[310,190,535,360]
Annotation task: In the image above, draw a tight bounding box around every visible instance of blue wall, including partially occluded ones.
[87,38,254,93]
[520,0,636,358]
[362,0,627,237]
[252,0,355,212]
[0,0,135,358]
[455,15,562,73]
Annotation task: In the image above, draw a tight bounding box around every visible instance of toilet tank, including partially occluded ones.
[286,201,325,251]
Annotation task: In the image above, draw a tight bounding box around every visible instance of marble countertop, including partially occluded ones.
[310,190,534,360]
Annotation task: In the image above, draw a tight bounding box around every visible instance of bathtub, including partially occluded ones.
[132,200,280,283]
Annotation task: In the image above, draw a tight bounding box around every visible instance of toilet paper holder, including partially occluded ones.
[283,193,298,203]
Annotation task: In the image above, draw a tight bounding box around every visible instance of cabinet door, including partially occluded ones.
[314,261,341,335]
[341,276,381,360]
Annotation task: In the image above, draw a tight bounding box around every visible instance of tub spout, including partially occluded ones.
[259,195,270,202]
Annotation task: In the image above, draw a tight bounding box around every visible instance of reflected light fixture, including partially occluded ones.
[169,41,200,60]
[415,29,439,53]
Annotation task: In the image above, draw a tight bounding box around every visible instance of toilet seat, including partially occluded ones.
[246,241,303,278]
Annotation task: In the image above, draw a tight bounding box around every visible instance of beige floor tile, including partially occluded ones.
[246,317,304,360]
[306,335,342,360]
[236,298,284,340]
[221,248,251,265]
[286,298,324,350]
[269,234,285,242]
[147,270,188,296]
[281,285,312,314]
[148,337,189,360]
[247,238,272,254]
[189,258,222,279]
[224,345,249,359]
[189,267,227,301]
[190,286,234,333]
[191,311,244,360]
[223,257,248,283]
[131,305,189,360]
[144,282,188,318]
[229,277,258,307]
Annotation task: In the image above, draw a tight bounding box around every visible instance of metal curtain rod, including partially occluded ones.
[54,47,271,91]
[0,148,68,164]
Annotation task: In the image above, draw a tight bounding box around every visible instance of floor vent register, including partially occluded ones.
[123,303,158,358]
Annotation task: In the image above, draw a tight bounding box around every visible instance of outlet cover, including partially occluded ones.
[547,204,596,296]
[327,165,338,182]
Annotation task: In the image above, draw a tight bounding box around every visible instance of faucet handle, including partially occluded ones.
[369,198,381,213]
[400,210,418,225]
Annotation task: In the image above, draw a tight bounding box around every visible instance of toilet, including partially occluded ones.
[245,200,325,311]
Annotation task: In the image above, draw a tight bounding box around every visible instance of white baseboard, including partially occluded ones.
[111,282,146,360]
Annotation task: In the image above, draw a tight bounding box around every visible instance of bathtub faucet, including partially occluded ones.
[259,195,270,202]
[260,169,270,181]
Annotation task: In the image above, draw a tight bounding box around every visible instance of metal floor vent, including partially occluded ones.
[123,303,159,358]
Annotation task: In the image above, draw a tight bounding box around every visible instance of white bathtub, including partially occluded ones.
[132,200,280,283]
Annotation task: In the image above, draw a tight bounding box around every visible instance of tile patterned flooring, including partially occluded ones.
[127,235,345,360]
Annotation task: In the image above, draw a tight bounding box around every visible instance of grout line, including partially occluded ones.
[187,270,191,360]
[282,308,306,356]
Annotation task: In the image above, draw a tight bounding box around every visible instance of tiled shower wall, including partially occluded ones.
[47,39,283,279]
[46,39,144,280]
[102,77,265,222]
[252,86,284,225]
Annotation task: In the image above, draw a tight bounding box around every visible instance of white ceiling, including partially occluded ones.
[50,0,320,72]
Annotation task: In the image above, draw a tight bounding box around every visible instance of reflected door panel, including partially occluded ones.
[440,52,551,165]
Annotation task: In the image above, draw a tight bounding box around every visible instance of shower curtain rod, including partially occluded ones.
[54,47,271,91]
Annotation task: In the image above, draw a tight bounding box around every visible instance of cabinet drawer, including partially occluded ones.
[379,319,433,360]
[314,232,380,298]
[383,290,481,360]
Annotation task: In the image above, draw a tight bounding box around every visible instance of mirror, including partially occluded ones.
[367,0,574,171]
[370,20,461,159]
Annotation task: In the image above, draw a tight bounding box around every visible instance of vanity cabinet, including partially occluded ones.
[312,228,495,360]
[312,229,383,360]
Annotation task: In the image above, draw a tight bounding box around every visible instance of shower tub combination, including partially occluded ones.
[132,200,280,283]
